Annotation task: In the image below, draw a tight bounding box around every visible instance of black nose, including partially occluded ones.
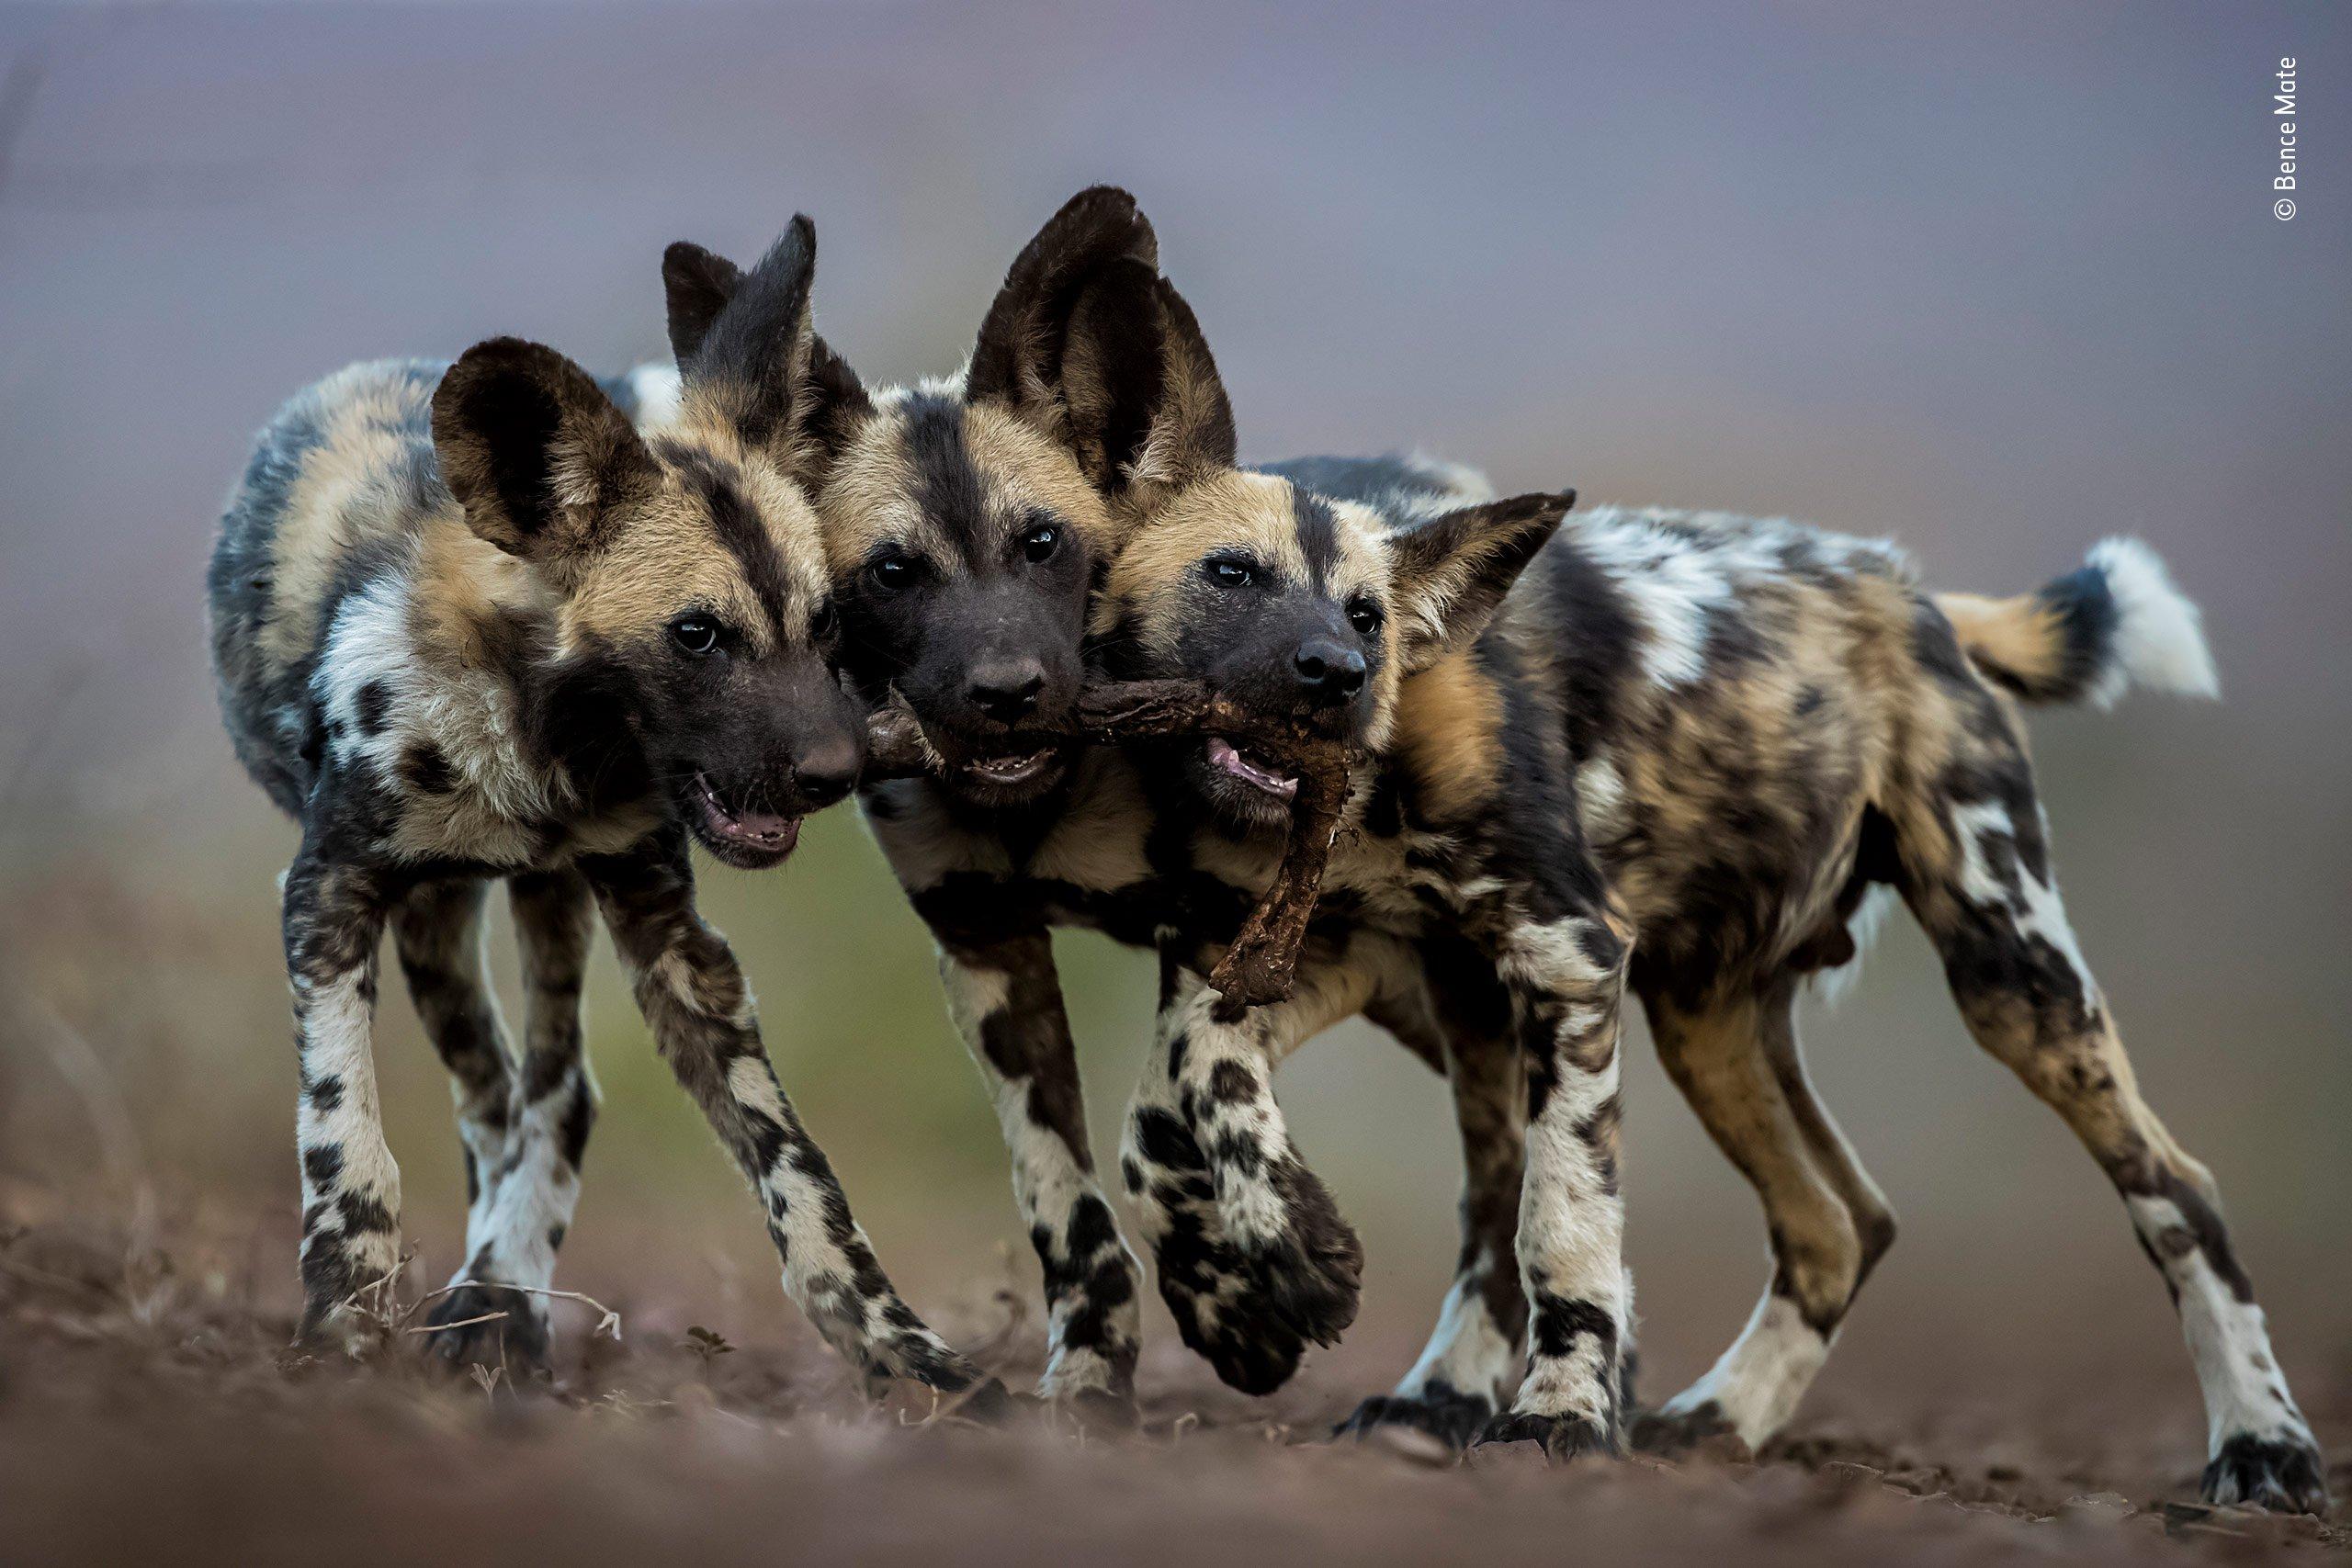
[1293,637,1367,704]
[968,661,1045,724]
[792,735,862,809]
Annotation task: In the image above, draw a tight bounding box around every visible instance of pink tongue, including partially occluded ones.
[1209,737,1295,796]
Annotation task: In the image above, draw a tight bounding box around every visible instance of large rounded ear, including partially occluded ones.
[674,214,823,452]
[974,256,1237,503]
[1387,490,1575,674]
[966,186,1235,500]
[432,337,655,569]
[1078,270,1237,500]
[966,185,1159,419]
[662,241,744,367]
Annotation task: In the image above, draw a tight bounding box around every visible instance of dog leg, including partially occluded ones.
[390,876,544,1369]
[1472,899,1634,1461]
[286,851,403,1352]
[582,832,1001,1408]
[1897,754,2324,1513]
[1635,976,1889,1452]
[1339,984,1526,1453]
[935,929,1139,1405]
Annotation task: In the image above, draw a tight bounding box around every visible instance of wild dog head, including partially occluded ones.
[431,218,861,869]
[1077,274,1573,832]
[673,187,1159,807]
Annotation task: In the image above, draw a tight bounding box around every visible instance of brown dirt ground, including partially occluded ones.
[3,1180,2346,1568]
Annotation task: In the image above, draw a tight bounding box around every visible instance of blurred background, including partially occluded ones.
[1,0,2346,1443]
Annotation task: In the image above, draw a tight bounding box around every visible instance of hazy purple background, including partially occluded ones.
[2,1,2346,1431]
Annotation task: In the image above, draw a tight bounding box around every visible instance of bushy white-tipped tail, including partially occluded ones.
[2082,536,2220,706]
[1935,536,2220,708]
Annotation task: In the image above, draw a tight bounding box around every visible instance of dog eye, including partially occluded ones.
[1204,557,1255,589]
[1020,522,1060,564]
[670,615,722,656]
[1347,597,1384,637]
[868,555,919,592]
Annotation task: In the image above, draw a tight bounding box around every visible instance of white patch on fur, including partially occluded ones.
[1949,799,2097,1002]
[1809,885,1898,1008]
[456,1071,594,1305]
[1498,915,1619,992]
[1570,507,1894,690]
[937,955,1012,1035]
[1661,1292,1829,1447]
[726,1054,790,1137]
[1574,754,1631,842]
[294,968,401,1213]
[2084,537,2220,708]
[314,575,633,866]
[1398,1273,1519,1406]
[2125,1196,2315,1456]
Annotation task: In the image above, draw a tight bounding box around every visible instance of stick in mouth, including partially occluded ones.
[864,679,1353,1010]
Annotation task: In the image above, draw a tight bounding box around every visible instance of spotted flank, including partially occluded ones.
[205,220,999,1408]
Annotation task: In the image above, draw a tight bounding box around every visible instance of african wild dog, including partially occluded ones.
[206,220,1003,1409]
[764,188,2318,1508]
[1097,450,2320,1504]
[659,188,1169,1405]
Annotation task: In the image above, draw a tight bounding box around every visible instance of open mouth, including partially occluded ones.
[693,774,801,860]
[961,750,1056,787]
[1205,736,1298,801]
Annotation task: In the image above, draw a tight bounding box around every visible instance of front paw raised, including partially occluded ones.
[2202,1431,2330,1515]
[1232,1158,1363,1348]
[1158,1269,1306,1395]
[1474,1409,1623,1462]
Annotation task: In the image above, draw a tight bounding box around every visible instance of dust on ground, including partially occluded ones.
[3,1181,2346,1568]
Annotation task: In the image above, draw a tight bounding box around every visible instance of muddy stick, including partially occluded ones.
[862,680,1354,1010]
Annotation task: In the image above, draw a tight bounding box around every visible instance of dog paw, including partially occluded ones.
[1630,1398,1746,1456]
[1160,1274,1307,1395]
[1036,1346,1139,1413]
[419,1283,550,1375]
[1335,1385,1496,1456]
[1233,1161,1363,1347]
[2202,1431,2329,1515]
[1146,1194,1309,1395]
[1473,1409,1623,1462]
